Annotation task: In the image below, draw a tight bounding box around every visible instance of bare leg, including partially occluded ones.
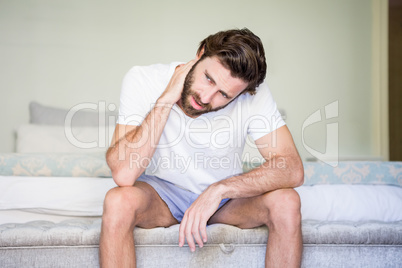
[209,188,302,268]
[99,182,178,268]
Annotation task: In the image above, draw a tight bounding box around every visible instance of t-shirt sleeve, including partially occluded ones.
[246,82,286,141]
[116,66,155,126]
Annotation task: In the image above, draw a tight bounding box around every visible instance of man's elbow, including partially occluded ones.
[106,148,139,187]
[291,159,304,187]
[106,146,117,171]
[284,155,304,187]
[111,170,131,187]
[111,168,140,187]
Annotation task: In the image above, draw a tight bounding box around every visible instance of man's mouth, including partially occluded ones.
[190,95,204,110]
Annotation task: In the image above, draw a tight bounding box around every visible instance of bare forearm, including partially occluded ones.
[106,101,173,186]
[213,155,304,200]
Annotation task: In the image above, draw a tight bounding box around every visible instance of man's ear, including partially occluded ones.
[196,46,205,60]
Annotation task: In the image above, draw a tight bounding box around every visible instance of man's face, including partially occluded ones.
[178,56,249,118]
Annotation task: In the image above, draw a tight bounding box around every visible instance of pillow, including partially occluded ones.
[295,184,402,222]
[29,101,118,127]
[303,161,402,187]
[0,152,111,177]
[16,124,114,153]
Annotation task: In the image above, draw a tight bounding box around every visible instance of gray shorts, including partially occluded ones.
[137,174,230,222]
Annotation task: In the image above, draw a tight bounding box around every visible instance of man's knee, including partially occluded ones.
[262,189,301,231]
[102,186,145,230]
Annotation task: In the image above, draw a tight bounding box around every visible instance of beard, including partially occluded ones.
[180,63,230,117]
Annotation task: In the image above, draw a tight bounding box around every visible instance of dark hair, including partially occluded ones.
[197,28,267,95]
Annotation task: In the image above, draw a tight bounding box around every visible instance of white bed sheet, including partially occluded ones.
[0,176,116,224]
[0,175,402,225]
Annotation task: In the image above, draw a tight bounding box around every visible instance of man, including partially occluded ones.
[100,28,304,267]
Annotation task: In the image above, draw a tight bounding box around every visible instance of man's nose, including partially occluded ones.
[199,88,217,104]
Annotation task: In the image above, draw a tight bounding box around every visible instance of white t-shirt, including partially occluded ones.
[117,62,285,194]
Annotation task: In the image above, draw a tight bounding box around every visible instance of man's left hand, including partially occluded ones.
[178,185,222,252]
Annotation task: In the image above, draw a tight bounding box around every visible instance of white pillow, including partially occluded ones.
[295,184,402,222]
[29,101,118,126]
[16,124,114,153]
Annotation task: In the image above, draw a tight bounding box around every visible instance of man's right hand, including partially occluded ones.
[157,59,197,105]
[107,58,199,186]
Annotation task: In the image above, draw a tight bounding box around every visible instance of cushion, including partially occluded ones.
[303,161,402,186]
[29,101,118,127]
[0,152,111,177]
[16,124,114,153]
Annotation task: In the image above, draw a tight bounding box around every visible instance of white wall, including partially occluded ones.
[0,0,383,161]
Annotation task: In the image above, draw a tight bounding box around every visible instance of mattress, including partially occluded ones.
[1,175,402,224]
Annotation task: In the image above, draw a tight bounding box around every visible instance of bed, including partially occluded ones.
[0,102,401,267]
